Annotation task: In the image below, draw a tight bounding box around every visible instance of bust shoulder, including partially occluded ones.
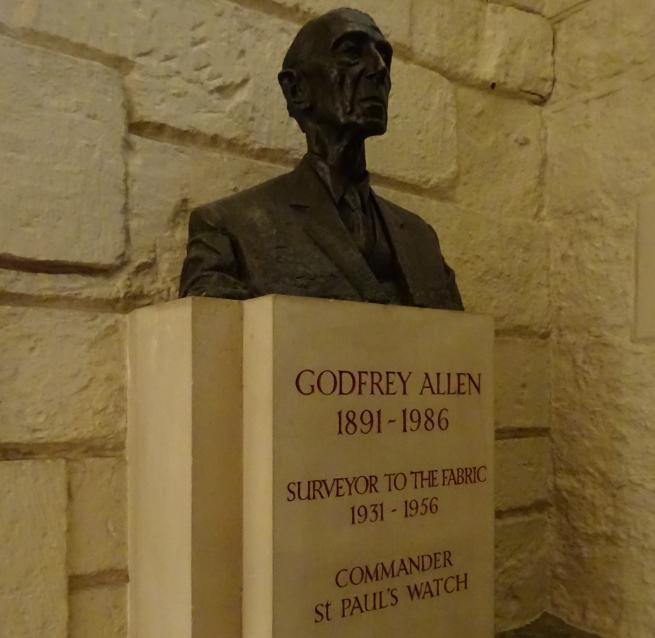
[191,169,298,225]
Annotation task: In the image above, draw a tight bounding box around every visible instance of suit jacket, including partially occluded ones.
[179,156,463,310]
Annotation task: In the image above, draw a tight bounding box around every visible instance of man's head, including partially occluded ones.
[278,8,393,138]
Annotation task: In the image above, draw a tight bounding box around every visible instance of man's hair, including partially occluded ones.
[282,8,374,72]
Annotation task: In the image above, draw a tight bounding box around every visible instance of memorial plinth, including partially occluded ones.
[128,296,494,638]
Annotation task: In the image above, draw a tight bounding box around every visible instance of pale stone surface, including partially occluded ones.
[128,299,244,638]
[412,0,485,81]
[495,514,549,632]
[456,86,545,220]
[547,66,655,635]
[548,205,633,339]
[129,297,496,637]
[542,0,589,18]
[546,78,655,337]
[70,586,127,638]
[0,0,410,59]
[0,307,125,444]
[243,296,494,637]
[0,36,126,267]
[69,458,127,575]
[550,333,655,636]
[0,267,129,307]
[551,334,655,512]
[0,460,67,637]
[478,4,554,100]
[126,2,305,157]
[491,0,546,14]
[0,0,140,59]
[126,135,285,300]
[636,190,655,340]
[9,3,289,155]
[495,438,550,511]
[552,0,655,101]
[547,67,655,635]
[495,338,549,431]
[439,213,550,335]
[271,0,411,49]
[551,477,655,636]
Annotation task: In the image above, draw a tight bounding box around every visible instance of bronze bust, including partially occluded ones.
[179,8,463,310]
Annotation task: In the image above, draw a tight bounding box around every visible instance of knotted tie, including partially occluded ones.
[338,184,373,255]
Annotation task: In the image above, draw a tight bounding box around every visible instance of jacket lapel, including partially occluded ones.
[287,159,389,304]
[375,194,449,308]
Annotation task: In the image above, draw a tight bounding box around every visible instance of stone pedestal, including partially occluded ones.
[128,296,494,638]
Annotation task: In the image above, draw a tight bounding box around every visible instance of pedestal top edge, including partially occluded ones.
[128,294,494,325]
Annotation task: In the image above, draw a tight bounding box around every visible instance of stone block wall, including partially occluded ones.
[546,0,655,636]
[0,1,555,635]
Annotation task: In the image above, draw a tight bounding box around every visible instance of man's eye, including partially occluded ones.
[339,44,361,60]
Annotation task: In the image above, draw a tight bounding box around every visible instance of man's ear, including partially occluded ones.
[278,69,311,112]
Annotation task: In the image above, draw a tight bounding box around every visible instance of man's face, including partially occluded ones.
[303,12,393,137]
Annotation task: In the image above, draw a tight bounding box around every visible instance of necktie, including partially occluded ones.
[339,184,371,255]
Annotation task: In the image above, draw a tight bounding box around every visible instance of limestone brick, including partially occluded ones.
[270,0,411,49]
[551,334,655,498]
[636,190,655,340]
[443,212,550,334]
[478,4,554,100]
[126,2,305,158]
[411,0,485,81]
[550,333,655,635]
[0,460,67,638]
[69,458,127,575]
[552,480,655,636]
[456,86,544,221]
[552,0,655,101]
[0,36,126,268]
[70,586,127,638]
[546,80,655,337]
[549,210,635,339]
[495,437,550,511]
[0,307,125,444]
[1,0,410,57]
[492,0,546,14]
[542,0,587,18]
[547,19,655,625]
[367,61,457,191]
[5,2,298,153]
[495,514,549,631]
[495,338,550,431]
[0,268,127,307]
[126,136,286,301]
[0,0,138,59]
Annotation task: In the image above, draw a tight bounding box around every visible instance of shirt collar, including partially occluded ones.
[306,153,371,205]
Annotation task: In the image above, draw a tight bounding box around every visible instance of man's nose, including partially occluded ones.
[364,47,389,83]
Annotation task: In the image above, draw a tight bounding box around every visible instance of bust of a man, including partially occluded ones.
[179,8,463,310]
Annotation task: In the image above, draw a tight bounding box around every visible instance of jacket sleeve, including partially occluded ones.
[178,206,251,299]
[443,258,464,311]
